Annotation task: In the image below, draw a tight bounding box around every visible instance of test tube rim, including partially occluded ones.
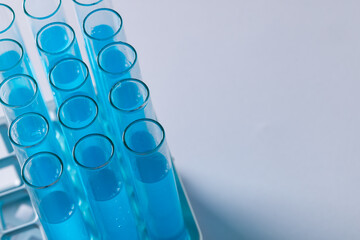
[0,3,15,34]
[123,118,166,156]
[83,8,123,41]
[72,0,103,7]
[36,22,76,55]
[109,78,150,113]
[9,112,49,148]
[49,57,89,92]
[0,38,24,72]
[58,95,99,130]
[21,151,64,189]
[73,133,115,170]
[0,74,38,109]
[97,41,138,75]
[23,0,62,20]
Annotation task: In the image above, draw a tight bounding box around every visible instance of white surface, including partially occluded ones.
[1,0,360,239]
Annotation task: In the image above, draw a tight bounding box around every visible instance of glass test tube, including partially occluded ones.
[22,152,92,240]
[123,119,187,240]
[8,112,54,163]
[0,4,35,80]
[95,41,141,118]
[73,134,139,239]
[0,74,49,122]
[58,95,101,147]
[82,7,126,63]
[36,22,81,70]
[23,0,65,32]
[49,58,96,105]
[109,78,156,134]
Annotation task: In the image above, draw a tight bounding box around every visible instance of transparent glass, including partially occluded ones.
[110,79,156,134]
[0,3,23,40]
[95,41,141,114]
[22,152,92,240]
[8,112,61,165]
[83,8,125,58]
[0,4,15,34]
[49,58,96,104]
[0,39,34,81]
[58,95,101,146]
[23,0,61,20]
[36,22,81,70]
[0,74,49,122]
[123,119,187,240]
[73,134,139,239]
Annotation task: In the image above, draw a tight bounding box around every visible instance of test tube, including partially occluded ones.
[8,112,53,163]
[95,41,141,109]
[36,22,81,71]
[0,4,35,80]
[49,58,96,104]
[73,133,139,239]
[23,0,64,30]
[0,3,15,36]
[123,119,187,240]
[22,152,92,240]
[82,8,126,61]
[58,95,101,147]
[109,78,156,133]
[0,74,49,122]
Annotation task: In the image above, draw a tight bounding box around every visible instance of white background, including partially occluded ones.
[2,0,360,239]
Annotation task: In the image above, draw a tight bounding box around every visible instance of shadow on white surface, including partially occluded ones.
[181,176,274,240]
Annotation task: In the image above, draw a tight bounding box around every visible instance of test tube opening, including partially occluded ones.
[73,134,114,170]
[23,0,61,20]
[58,95,98,129]
[9,112,49,148]
[83,8,122,41]
[110,79,149,112]
[50,58,89,91]
[22,152,63,189]
[0,39,24,72]
[98,42,137,75]
[123,118,165,155]
[73,0,103,6]
[36,22,75,55]
[0,4,15,34]
[0,74,38,108]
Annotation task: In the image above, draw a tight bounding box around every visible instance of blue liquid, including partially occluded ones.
[100,46,132,74]
[129,131,186,239]
[91,24,115,53]
[98,45,133,93]
[38,25,72,54]
[39,191,89,240]
[88,167,139,239]
[0,50,20,70]
[137,166,186,240]
[38,25,81,69]
[8,86,34,106]
[0,50,27,79]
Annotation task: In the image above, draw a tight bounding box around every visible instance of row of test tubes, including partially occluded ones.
[0,0,189,239]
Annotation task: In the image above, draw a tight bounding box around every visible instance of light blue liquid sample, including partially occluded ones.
[0,74,49,122]
[49,58,96,105]
[39,191,89,240]
[97,42,138,103]
[37,23,81,70]
[0,50,20,70]
[8,86,34,106]
[88,167,139,239]
[109,79,156,134]
[128,130,186,239]
[90,24,115,54]
[0,40,33,80]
